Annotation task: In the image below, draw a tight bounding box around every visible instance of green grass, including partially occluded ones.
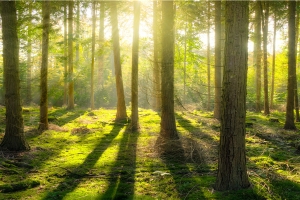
[0,107,300,199]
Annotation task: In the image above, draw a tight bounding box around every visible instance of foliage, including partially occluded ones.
[0,1,291,111]
[0,1,299,197]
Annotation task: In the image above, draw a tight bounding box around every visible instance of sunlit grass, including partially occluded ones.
[0,107,300,199]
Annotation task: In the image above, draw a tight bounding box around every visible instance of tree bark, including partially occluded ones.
[68,1,75,109]
[284,1,297,130]
[183,19,187,105]
[0,1,30,151]
[214,1,222,120]
[295,5,300,122]
[131,1,141,132]
[38,1,50,132]
[215,1,250,191]
[262,2,270,115]
[160,1,178,140]
[254,2,262,112]
[110,2,127,121]
[295,81,300,122]
[152,0,161,112]
[90,1,96,110]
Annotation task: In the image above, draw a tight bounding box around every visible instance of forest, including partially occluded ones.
[0,0,300,199]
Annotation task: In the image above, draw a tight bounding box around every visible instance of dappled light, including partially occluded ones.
[1,108,300,199]
[1,1,300,199]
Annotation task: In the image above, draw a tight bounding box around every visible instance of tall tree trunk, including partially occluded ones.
[76,1,80,72]
[270,13,276,109]
[295,5,300,122]
[68,1,75,109]
[207,1,211,111]
[152,0,161,111]
[183,20,187,105]
[98,2,105,89]
[26,2,32,105]
[38,1,50,132]
[298,1,300,71]
[262,2,270,115]
[63,2,68,106]
[160,1,178,140]
[131,1,141,132]
[214,1,222,119]
[215,1,250,191]
[295,79,300,122]
[0,1,30,151]
[284,1,297,130]
[90,1,96,110]
[110,2,127,121]
[254,2,262,112]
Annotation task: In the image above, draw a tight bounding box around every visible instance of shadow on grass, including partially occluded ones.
[175,114,266,199]
[155,136,208,199]
[98,128,140,199]
[270,178,300,199]
[48,108,86,126]
[246,137,300,199]
[42,123,125,200]
[175,113,217,144]
[245,157,300,200]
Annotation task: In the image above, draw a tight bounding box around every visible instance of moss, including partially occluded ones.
[0,179,40,193]
[0,108,299,199]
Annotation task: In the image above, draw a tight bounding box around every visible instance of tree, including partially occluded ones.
[207,1,211,111]
[110,2,127,121]
[270,11,276,109]
[90,1,96,110]
[152,0,161,111]
[295,3,300,122]
[98,2,105,88]
[63,2,68,106]
[215,1,250,191]
[214,1,222,119]
[0,1,30,151]
[38,1,50,132]
[76,0,80,74]
[68,1,75,109]
[284,1,297,130]
[160,1,178,139]
[262,2,270,115]
[183,16,187,105]
[26,2,32,105]
[131,1,141,132]
[254,1,262,112]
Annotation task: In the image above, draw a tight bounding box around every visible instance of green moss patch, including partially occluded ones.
[0,108,300,199]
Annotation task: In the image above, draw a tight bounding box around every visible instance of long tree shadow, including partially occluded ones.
[245,157,300,199]
[48,108,86,126]
[175,114,219,165]
[245,134,300,199]
[175,113,218,144]
[155,135,208,199]
[269,176,300,199]
[174,114,266,199]
[42,123,125,200]
[153,114,215,198]
[99,128,140,199]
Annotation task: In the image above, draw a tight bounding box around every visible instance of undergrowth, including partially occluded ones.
[0,107,299,199]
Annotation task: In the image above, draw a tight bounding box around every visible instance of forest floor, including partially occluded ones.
[0,106,300,200]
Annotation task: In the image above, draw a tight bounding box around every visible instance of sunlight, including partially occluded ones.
[1,1,299,199]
